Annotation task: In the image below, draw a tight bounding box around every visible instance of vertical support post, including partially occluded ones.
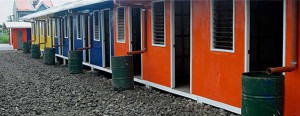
[88,15,91,63]
[44,21,47,49]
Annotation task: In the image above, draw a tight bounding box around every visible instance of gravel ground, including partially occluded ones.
[0,50,239,116]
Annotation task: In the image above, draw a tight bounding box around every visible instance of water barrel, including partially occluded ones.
[242,72,284,116]
[68,50,83,74]
[44,48,55,65]
[22,42,30,53]
[31,44,41,59]
[111,56,134,91]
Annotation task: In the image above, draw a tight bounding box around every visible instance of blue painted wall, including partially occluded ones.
[90,14,103,67]
[26,28,31,42]
[62,18,69,57]
[51,1,114,68]
[74,15,83,51]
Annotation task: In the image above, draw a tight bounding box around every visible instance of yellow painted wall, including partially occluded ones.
[35,35,38,44]
[31,34,35,44]
[40,36,45,50]
[46,36,51,48]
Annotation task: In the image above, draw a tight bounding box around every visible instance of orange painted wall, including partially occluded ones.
[114,0,171,87]
[284,0,300,115]
[191,0,244,108]
[11,28,28,49]
[114,0,300,115]
[114,6,130,56]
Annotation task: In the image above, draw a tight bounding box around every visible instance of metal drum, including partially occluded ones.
[22,42,30,53]
[31,44,41,59]
[111,56,134,91]
[242,72,284,116]
[44,48,55,65]
[68,50,83,74]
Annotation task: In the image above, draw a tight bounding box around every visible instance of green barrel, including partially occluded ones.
[242,72,284,116]
[22,42,31,53]
[44,48,55,65]
[31,44,41,59]
[111,56,134,91]
[68,50,83,74]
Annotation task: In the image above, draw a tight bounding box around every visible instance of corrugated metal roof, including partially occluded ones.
[21,0,110,20]
[3,22,31,29]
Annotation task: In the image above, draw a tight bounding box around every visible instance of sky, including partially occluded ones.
[0,0,73,24]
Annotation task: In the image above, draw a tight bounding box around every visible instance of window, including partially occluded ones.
[41,21,44,36]
[211,0,234,52]
[64,17,69,38]
[152,1,165,46]
[77,15,82,39]
[117,7,125,43]
[94,11,100,41]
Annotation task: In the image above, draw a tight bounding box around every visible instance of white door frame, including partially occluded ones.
[68,16,74,51]
[82,15,91,63]
[57,19,62,55]
[244,0,286,72]
[128,7,143,78]
[170,0,193,93]
[101,8,112,68]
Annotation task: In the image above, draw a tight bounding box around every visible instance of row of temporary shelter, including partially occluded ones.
[21,0,300,115]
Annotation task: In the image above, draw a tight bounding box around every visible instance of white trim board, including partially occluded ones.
[55,54,68,59]
[83,62,112,73]
[133,78,241,114]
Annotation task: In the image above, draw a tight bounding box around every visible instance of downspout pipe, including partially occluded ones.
[267,0,298,74]
[113,0,148,55]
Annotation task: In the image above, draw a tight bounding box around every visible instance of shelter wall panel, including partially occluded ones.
[31,34,35,44]
[35,36,38,44]
[46,36,51,48]
[11,29,28,49]
[191,0,244,108]
[26,29,31,42]
[142,0,171,87]
[40,36,45,50]
[114,7,130,56]
[63,37,69,57]
[114,1,171,87]
[284,0,300,115]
